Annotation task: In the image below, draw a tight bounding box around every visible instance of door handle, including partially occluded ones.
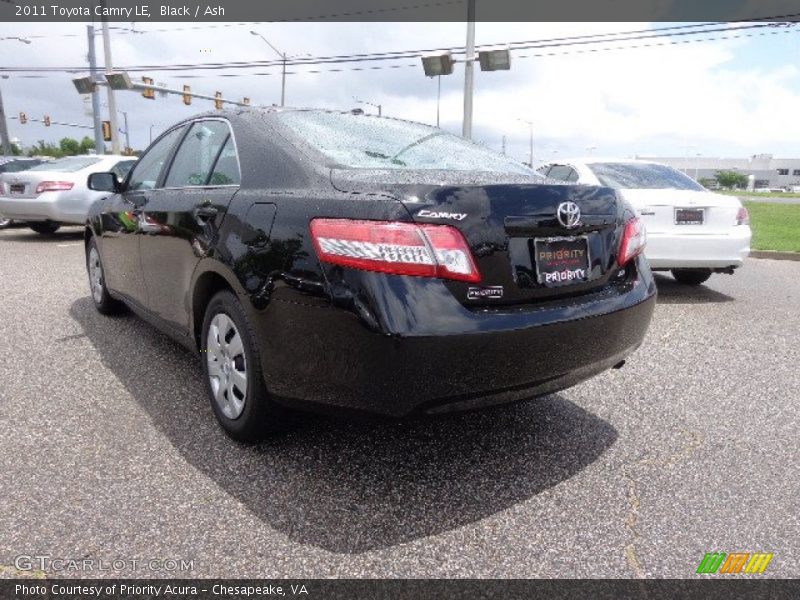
[194,205,218,222]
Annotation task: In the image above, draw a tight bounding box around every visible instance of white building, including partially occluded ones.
[636,154,800,189]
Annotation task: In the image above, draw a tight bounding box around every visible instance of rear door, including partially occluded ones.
[138,119,240,331]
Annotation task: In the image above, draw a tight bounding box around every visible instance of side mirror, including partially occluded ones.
[87,172,120,193]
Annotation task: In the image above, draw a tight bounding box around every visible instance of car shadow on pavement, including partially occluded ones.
[653,274,734,304]
[70,296,618,554]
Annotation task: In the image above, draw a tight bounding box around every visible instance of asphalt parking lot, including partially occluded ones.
[0,225,798,579]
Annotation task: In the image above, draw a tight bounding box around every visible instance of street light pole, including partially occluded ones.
[100,6,121,153]
[436,75,441,127]
[462,0,476,139]
[86,25,105,155]
[0,79,11,155]
[251,30,288,107]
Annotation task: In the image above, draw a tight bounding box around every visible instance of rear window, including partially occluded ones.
[0,159,42,173]
[27,157,102,173]
[279,111,536,176]
[587,162,704,191]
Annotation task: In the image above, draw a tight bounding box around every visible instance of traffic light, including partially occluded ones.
[102,121,112,142]
[19,112,27,124]
[182,85,191,106]
[141,77,155,100]
[242,97,250,106]
[214,91,223,110]
[44,115,51,127]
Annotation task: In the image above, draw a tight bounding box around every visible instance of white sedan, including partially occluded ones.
[537,158,751,285]
[0,154,136,234]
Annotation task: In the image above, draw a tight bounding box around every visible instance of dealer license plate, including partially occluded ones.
[534,236,590,287]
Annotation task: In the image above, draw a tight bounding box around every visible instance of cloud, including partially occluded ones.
[1,20,798,160]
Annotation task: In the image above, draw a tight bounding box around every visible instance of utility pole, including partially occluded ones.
[100,4,120,153]
[87,25,104,155]
[0,79,11,155]
[120,111,130,151]
[436,75,441,127]
[501,135,506,156]
[462,0,476,139]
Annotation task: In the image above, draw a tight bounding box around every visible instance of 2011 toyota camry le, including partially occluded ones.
[84,108,656,441]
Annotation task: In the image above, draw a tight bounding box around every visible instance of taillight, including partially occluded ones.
[309,218,481,283]
[35,181,73,194]
[618,217,646,266]
[735,206,749,226]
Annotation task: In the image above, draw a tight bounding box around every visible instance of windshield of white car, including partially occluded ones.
[27,157,103,173]
[280,111,539,176]
[588,162,705,191]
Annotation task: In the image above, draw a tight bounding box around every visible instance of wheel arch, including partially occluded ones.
[190,262,245,350]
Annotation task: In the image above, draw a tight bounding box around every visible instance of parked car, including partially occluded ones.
[84,110,656,440]
[0,154,137,234]
[0,157,46,228]
[537,158,751,285]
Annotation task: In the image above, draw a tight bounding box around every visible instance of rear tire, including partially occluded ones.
[671,268,712,285]
[86,237,125,315]
[29,221,61,235]
[201,290,286,441]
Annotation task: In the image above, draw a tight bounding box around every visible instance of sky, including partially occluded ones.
[1,20,799,164]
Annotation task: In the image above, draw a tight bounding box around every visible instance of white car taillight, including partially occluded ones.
[35,181,73,194]
[735,206,750,226]
[618,217,646,266]
[310,218,481,283]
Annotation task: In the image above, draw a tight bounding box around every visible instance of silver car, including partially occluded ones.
[0,154,136,234]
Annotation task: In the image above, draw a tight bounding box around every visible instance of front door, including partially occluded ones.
[138,120,241,332]
[100,125,187,306]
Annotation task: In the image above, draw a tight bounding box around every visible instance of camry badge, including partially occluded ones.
[556,201,581,229]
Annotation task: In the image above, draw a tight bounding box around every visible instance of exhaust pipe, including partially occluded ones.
[612,360,626,370]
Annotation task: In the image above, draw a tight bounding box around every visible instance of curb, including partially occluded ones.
[750,250,800,261]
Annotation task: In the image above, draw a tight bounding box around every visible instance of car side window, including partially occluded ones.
[207,137,241,186]
[547,165,572,181]
[127,126,187,191]
[565,167,580,182]
[110,160,137,181]
[164,120,233,188]
[536,165,551,177]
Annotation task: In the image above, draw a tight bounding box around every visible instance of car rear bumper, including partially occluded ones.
[0,193,86,224]
[645,227,751,269]
[251,256,657,417]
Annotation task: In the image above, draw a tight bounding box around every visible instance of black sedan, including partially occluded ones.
[85,109,656,441]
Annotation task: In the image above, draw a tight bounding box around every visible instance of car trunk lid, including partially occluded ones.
[620,189,741,235]
[331,169,627,306]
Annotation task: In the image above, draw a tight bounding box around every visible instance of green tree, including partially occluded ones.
[28,140,63,158]
[79,136,96,154]
[715,170,748,189]
[58,137,81,156]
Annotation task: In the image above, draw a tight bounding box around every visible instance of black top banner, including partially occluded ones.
[1,0,800,22]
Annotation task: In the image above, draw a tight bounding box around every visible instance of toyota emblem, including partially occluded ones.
[556,201,581,229]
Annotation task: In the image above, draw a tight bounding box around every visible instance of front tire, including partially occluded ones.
[86,237,124,315]
[201,290,286,441]
[671,268,712,285]
[29,221,61,235]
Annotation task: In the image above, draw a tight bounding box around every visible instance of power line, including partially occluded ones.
[2,19,797,74]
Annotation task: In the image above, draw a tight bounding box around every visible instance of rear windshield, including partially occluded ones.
[27,156,102,173]
[587,162,704,191]
[0,159,42,173]
[279,111,536,176]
